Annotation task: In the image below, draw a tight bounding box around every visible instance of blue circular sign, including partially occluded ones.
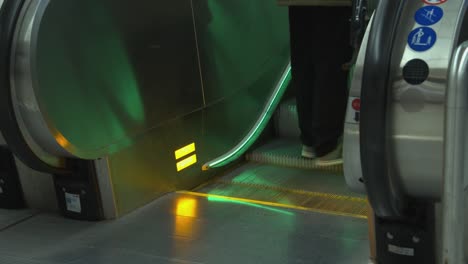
[415,6,443,26]
[408,27,437,52]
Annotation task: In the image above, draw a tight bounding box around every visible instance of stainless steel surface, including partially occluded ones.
[8,0,289,216]
[441,41,468,264]
[2,122,57,211]
[0,193,370,264]
[345,1,467,199]
[24,0,288,160]
[14,0,204,160]
[11,0,67,168]
[14,156,58,212]
[94,158,117,220]
[389,0,466,199]
[105,1,290,216]
[343,14,372,194]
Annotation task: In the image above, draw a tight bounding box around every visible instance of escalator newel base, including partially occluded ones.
[374,202,436,264]
[54,160,103,221]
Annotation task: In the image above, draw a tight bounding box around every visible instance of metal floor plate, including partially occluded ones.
[0,192,370,264]
[196,162,367,219]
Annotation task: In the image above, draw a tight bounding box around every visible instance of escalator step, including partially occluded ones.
[247,139,343,172]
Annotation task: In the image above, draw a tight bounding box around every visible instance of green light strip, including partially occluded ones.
[202,62,292,170]
[207,196,294,216]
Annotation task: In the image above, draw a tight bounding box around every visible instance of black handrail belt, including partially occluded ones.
[360,0,406,218]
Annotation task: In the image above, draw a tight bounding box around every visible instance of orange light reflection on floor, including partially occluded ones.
[175,197,199,239]
[176,197,198,217]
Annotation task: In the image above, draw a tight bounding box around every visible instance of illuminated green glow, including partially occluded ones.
[202,63,291,170]
[208,196,294,216]
[230,171,270,186]
[36,0,145,155]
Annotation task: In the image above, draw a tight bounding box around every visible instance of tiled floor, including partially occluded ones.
[0,193,370,264]
[0,209,35,231]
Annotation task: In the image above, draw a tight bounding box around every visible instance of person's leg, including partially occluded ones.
[289,6,352,157]
[289,6,316,149]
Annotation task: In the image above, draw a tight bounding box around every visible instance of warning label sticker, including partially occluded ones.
[408,27,437,52]
[422,0,447,5]
[345,97,361,124]
[65,192,82,213]
[415,6,444,26]
[388,244,415,256]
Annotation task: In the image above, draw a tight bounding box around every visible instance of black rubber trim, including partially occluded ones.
[0,0,69,174]
[360,0,406,218]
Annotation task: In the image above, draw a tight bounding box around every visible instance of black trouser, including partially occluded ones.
[289,6,352,156]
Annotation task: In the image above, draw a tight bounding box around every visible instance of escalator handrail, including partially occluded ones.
[360,0,406,218]
[0,0,69,174]
[202,61,291,170]
[441,40,468,264]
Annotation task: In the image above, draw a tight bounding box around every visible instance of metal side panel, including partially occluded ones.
[442,41,468,264]
[1,129,57,212]
[14,156,57,212]
[389,0,465,199]
[345,0,467,200]
[94,158,117,220]
[343,14,372,194]
[12,0,290,162]
[103,1,290,216]
[14,0,203,159]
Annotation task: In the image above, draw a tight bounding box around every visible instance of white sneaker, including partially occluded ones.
[316,142,343,166]
[301,145,317,159]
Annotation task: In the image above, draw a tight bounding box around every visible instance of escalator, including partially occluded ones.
[345,0,468,263]
[0,0,376,263]
[2,0,468,263]
[187,98,368,220]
